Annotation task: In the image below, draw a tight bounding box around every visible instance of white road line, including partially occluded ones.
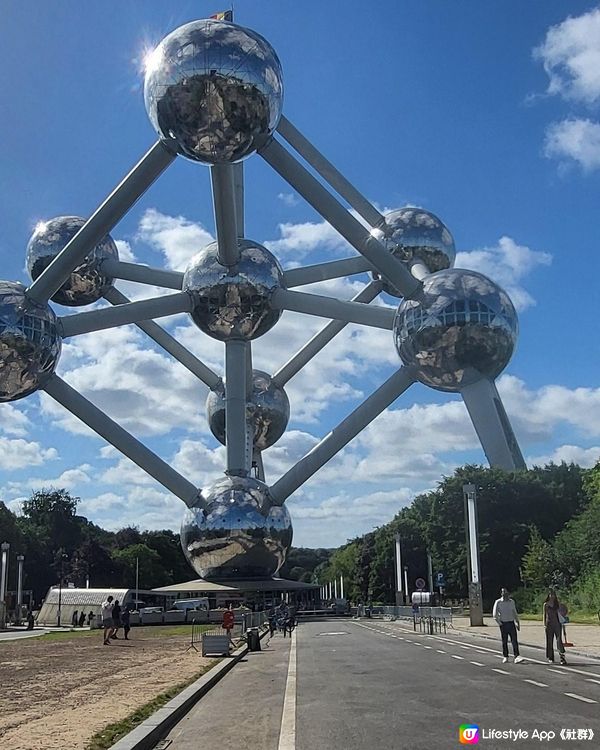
[470,661,485,666]
[523,680,548,688]
[451,655,464,660]
[585,678,600,685]
[564,693,597,704]
[460,646,471,650]
[549,669,568,675]
[423,645,432,649]
[278,628,297,750]
[437,649,446,654]
[492,668,510,675]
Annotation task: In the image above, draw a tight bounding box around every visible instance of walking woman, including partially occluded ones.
[543,589,567,665]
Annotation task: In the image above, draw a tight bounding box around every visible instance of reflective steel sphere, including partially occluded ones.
[144,19,284,164]
[0,281,62,402]
[375,207,455,297]
[393,269,517,392]
[183,239,284,341]
[207,370,290,450]
[180,475,292,579]
[26,216,118,306]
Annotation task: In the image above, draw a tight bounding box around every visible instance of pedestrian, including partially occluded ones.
[101,595,114,645]
[110,599,122,639]
[78,611,86,628]
[121,605,131,640]
[72,609,79,627]
[492,587,524,664]
[543,589,567,665]
[87,611,95,627]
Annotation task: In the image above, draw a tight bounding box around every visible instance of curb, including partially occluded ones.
[109,628,268,750]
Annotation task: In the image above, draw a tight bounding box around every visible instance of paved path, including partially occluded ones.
[163,619,600,749]
[0,628,49,641]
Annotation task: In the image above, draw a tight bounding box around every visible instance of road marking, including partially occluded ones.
[278,628,296,750]
[549,669,568,675]
[493,668,510,675]
[451,655,464,660]
[585,678,600,685]
[524,679,548,688]
[423,645,432,649]
[564,693,597,704]
[460,646,471,650]
[437,649,446,654]
[470,661,485,666]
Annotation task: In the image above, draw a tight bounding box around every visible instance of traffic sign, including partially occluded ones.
[436,572,445,586]
[415,577,426,591]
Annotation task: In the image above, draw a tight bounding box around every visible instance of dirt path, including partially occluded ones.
[0,628,215,750]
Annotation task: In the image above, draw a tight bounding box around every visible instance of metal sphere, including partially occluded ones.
[207,370,290,450]
[393,268,517,392]
[376,207,455,297]
[144,19,284,164]
[26,216,118,306]
[180,475,292,579]
[0,281,62,402]
[183,239,284,341]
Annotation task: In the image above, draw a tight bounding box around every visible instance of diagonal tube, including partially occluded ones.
[269,366,416,505]
[277,115,385,229]
[273,281,381,386]
[211,164,240,266]
[283,256,373,287]
[43,375,201,508]
[272,288,395,329]
[27,140,176,304]
[101,259,183,290]
[259,138,421,299]
[59,292,192,337]
[103,287,220,389]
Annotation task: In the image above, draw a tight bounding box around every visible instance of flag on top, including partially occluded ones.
[210,10,233,22]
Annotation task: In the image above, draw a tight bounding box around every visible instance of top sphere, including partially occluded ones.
[26,216,118,306]
[144,19,284,164]
[375,207,455,297]
[393,268,517,392]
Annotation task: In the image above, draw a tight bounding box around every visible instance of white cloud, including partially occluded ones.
[114,239,137,263]
[277,192,299,207]
[534,7,600,104]
[456,236,552,311]
[0,437,58,470]
[0,403,31,437]
[7,465,92,493]
[543,118,600,171]
[528,444,600,468]
[264,219,353,260]
[137,208,214,271]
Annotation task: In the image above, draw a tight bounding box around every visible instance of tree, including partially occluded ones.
[522,527,554,588]
[111,544,171,589]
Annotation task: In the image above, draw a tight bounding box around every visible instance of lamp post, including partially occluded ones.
[394,534,403,606]
[0,542,10,603]
[16,555,24,625]
[56,552,68,627]
[463,483,484,626]
[403,565,409,606]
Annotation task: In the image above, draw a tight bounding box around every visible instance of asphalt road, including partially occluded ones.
[163,619,600,750]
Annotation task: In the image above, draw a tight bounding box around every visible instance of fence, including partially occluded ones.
[378,605,453,623]
[186,611,268,654]
[415,615,447,634]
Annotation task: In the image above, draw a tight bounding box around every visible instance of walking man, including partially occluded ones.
[492,587,524,664]
[101,595,114,645]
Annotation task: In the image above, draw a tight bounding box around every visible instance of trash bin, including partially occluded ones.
[247,627,261,651]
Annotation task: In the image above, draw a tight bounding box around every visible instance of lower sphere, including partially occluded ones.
[0,281,62,402]
[393,268,517,392]
[180,475,292,579]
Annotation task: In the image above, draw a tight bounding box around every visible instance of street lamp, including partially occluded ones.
[56,552,68,628]
[403,565,409,606]
[463,483,484,626]
[0,542,9,603]
[16,555,24,625]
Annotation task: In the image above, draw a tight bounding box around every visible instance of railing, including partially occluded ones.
[378,605,452,623]
[415,615,447,635]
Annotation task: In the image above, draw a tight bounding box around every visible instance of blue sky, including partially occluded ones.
[1,1,599,549]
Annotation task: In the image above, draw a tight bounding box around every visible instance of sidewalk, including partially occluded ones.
[450,615,600,659]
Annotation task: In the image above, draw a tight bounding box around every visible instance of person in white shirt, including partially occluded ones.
[100,596,114,646]
[492,588,524,664]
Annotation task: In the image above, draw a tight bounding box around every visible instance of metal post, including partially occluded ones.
[135,556,139,610]
[340,575,344,600]
[427,552,433,594]
[271,288,395,329]
[211,164,240,266]
[270,367,415,504]
[57,554,66,628]
[233,162,244,237]
[100,259,183,289]
[27,140,176,304]
[225,340,250,476]
[0,542,9,602]
[394,534,403,606]
[403,566,409,606]
[259,138,421,299]
[461,378,526,470]
[16,555,24,624]
[463,483,484,627]
[334,579,338,598]
[283,256,373,288]
[43,375,201,508]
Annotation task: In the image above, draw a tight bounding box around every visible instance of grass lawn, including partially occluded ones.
[29,623,215,643]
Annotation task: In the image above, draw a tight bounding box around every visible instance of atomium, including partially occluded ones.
[0,281,62,402]
[393,268,517,392]
[26,216,118,306]
[144,18,283,164]
[376,207,455,297]
[183,239,284,341]
[207,370,290,450]
[5,16,528,582]
[180,475,292,579]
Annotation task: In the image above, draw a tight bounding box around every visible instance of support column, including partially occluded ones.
[211,164,240,266]
[395,534,403,606]
[225,340,250,476]
[463,483,484,627]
